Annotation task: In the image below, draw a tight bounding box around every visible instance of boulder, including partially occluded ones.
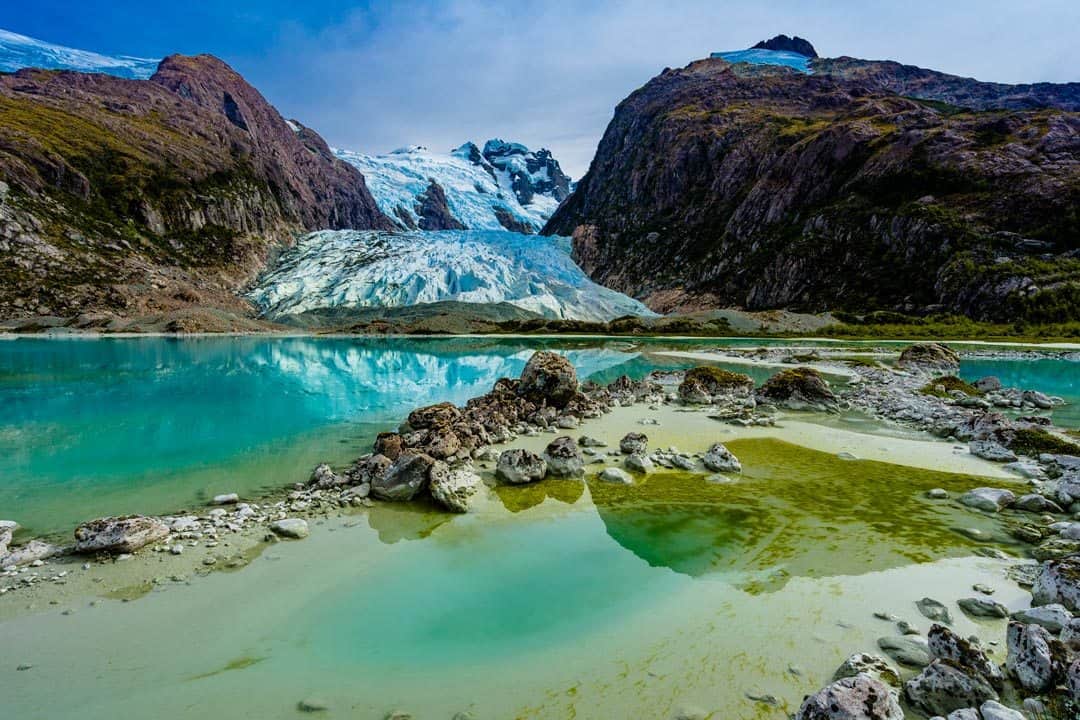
[957,597,1009,619]
[407,402,462,429]
[619,432,648,455]
[1032,555,1080,611]
[310,463,343,489]
[958,488,1016,512]
[1011,604,1072,633]
[270,518,309,539]
[795,675,903,720]
[928,624,1004,689]
[495,449,547,485]
[832,652,901,688]
[979,700,1026,720]
[703,442,741,473]
[429,464,481,513]
[518,351,578,408]
[1013,493,1063,513]
[969,440,1018,463]
[597,467,634,485]
[904,660,998,717]
[74,515,170,554]
[625,453,655,474]
[543,436,585,477]
[897,343,960,373]
[212,492,240,505]
[878,635,931,667]
[756,367,837,411]
[1006,621,1066,692]
[677,366,754,404]
[349,453,393,486]
[373,432,404,461]
[1,539,60,569]
[371,452,436,501]
[973,376,1002,393]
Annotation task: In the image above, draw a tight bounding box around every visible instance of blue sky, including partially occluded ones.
[3,0,1078,176]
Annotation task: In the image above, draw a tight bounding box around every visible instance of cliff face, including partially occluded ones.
[544,59,1080,321]
[0,54,393,318]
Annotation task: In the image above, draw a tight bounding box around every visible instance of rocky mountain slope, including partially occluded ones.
[336,140,571,233]
[247,229,654,323]
[0,28,159,79]
[0,54,393,318]
[544,39,1080,321]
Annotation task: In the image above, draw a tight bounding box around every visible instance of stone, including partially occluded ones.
[517,351,578,408]
[904,659,998,717]
[297,698,329,712]
[897,343,960,373]
[598,467,634,485]
[578,436,606,447]
[795,674,903,720]
[958,488,1016,512]
[619,432,648,455]
[670,454,696,471]
[756,367,838,411]
[979,701,1025,720]
[927,488,949,499]
[1068,658,1080,702]
[543,436,585,478]
[703,442,741,473]
[677,366,754,404]
[831,652,901,688]
[496,449,547,484]
[969,440,1018,463]
[429,464,481,513]
[878,635,931,667]
[1,539,60,568]
[918,597,954,624]
[371,452,436,501]
[1032,536,1080,561]
[373,432,404,461]
[945,710,980,720]
[1006,621,1065,692]
[973,376,1002,392]
[212,492,240,505]
[625,453,654,474]
[1031,555,1080,611]
[1013,493,1063,513]
[270,519,309,539]
[928,624,1004,689]
[74,516,170,554]
[407,402,461,430]
[1010,604,1072,633]
[958,597,1009,619]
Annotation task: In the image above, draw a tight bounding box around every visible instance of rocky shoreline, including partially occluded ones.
[3,342,1080,718]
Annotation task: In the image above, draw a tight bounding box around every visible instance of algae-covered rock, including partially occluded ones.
[677,366,754,404]
[756,367,837,411]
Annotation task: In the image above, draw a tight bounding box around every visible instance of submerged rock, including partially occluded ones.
[795,674,903,720]
[429,464,481,513]
[703,442,741,473]
[517,351,578,408]
[74,515,169,554]
[543,436,585,477]
[495,449,547,484]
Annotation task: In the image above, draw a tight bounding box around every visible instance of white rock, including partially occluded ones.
[598,467,634,485]
[270,518,309,539]
[212,493,240,505]
[429,464,481,513]
[979,700,1026,720]
[959,488,1016,512]
[703,442,741,473]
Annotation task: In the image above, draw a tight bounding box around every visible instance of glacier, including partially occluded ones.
[711,48,812,74]
[247,230,655,323]
[0,28,159,79]
[334,141,569,233]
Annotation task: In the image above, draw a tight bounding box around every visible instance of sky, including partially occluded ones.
[2,0,1078,177]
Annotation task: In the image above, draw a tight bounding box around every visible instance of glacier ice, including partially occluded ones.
[711,48,812,74]
[247,230,656,323]
[0,28,159,79]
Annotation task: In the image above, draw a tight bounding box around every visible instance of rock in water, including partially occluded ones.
[371,452,436,501]
[429,464,481,513]
[904,659,999,716]
[619,432,648,455]
[927,624,1004,689]
[271,518,309,539]
[878,636,931,667]
[518,351,578,408]
[1033,556,1080,612]
[625,453,654,474]
[897,343,961,373]
[1006,621,1066,692]
[917,597,953,624]
[832,653,901,688]
[795,675,903,720]
[958,597,1009,619]
[756,368,837,411]
[496,449,547,484]
[597,467,634,485]
[677,366,754,404]
[74,516,170,554]
[543,436,585,478]
[703,442,741,473]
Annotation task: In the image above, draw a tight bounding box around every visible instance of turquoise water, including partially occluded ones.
[961,356,1080,428]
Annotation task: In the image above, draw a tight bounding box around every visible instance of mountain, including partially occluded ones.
[246,230,655,323]
[0,54,393,319]
[0,28,160,79]
[544,39,1080,322]
[335,140,571,233]
[752,34,817,58]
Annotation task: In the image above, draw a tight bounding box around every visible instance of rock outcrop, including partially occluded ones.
[0,54,393,319]
[74,515,169,554]
[752,34,818,58]
[543,51,1080,321]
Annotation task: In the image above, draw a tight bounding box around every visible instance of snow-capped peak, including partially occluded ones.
[0,28,159,79]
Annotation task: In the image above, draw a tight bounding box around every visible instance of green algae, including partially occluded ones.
[919,375,982,398]
[588,438,1018,588]
[493,478,586,513]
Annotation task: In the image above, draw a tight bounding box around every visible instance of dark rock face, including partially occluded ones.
[543,56,1080,321]
[482,139,572,204]
[414,179,466,231]
[753,34,817,58]
[0,54,394,318]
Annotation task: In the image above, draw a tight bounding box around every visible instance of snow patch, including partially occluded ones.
[0,28,159,79]
[711,48,812,74]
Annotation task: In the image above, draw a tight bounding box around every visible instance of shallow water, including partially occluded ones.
[2,439,1030,719]
[960,356,1080,428]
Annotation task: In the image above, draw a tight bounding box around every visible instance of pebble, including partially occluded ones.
[297,698,329,713]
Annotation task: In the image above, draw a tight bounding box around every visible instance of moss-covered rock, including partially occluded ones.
[756,367,837,411]
[677,366,754,403]
[919,375,983,398]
